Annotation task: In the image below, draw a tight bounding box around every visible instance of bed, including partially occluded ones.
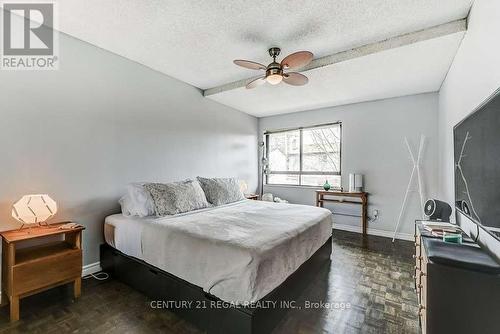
[101,199,332,333]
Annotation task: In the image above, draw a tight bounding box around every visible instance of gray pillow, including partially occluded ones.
[144,180,209,216]
[197,177,245,206]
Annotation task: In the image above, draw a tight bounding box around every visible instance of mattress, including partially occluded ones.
[104,199,332,304]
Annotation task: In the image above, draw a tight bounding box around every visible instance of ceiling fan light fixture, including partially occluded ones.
[266,74,283,85]
[234,47,313,89]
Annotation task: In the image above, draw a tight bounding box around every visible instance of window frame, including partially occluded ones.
[264,122,342,187]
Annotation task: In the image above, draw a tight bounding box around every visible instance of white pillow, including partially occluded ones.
[119,183,155,217]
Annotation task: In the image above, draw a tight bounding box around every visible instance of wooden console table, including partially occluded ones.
[315,190,368,236]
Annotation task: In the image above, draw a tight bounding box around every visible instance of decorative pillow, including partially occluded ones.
[119,183,156,217]
[144,180,209,216]
[197,177,245,206]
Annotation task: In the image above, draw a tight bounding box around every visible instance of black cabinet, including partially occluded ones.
[414,223,500,334]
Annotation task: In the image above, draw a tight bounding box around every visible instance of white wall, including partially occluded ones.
[438,0,500,257]
[0,32,259,266]
[259,93,439,239]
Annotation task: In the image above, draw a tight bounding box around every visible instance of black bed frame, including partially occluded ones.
[100,237,332,334]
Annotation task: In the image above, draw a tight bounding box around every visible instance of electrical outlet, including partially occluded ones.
[370,209,379,223]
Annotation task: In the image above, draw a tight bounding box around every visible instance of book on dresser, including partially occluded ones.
[417,220,475,242]
[422,221,460,231]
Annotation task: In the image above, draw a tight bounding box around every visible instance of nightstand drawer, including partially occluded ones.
[13,249,82,295]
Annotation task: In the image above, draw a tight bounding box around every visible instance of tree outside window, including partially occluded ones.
[265,123,341,187]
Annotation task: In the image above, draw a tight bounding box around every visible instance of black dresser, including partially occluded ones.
[414,222,500,334]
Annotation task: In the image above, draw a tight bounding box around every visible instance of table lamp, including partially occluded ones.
[239,180,248,194]
[12,194,58,229]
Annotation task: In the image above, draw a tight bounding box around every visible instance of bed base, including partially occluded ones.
[100,237,332,334]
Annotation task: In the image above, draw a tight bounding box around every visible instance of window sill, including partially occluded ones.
[263,184,328,190]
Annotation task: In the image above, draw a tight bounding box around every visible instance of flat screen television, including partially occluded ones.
[454,88,500,240]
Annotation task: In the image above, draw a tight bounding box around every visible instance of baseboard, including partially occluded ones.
[82,261,102,277]
[333,223,414,241]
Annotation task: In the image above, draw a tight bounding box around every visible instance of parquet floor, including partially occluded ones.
[0,230,418,334]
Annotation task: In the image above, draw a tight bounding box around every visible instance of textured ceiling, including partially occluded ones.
[207,32,465,116]
[58,0,472,90]
[38,1,475,116]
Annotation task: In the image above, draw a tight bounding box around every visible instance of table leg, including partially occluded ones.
[0,289,8,307]
[9,295,19,322]
[362,197,368,236]
[74,277,81,299]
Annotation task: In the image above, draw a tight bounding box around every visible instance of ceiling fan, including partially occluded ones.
[234,47,313,89]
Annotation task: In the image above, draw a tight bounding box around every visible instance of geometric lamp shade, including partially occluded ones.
[239,180,248,194]
[12,194,58,225]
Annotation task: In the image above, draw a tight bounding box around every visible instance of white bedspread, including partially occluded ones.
[106,200,332,303]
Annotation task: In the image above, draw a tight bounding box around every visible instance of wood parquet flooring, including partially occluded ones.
[0,230,418,334]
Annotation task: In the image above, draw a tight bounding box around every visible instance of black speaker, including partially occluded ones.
[456,200,470,215]
[424,199,452,222]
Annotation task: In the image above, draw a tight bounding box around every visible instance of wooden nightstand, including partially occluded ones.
[0,222,84,321]
[245,194,259,200]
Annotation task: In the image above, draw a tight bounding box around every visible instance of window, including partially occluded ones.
[265,123,341,187]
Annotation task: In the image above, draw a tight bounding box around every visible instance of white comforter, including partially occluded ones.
[140,200,332,304]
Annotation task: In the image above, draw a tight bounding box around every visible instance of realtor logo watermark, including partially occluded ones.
[1,1,58,70]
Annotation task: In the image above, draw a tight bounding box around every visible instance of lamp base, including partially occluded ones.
[18,224,31,234]
[17,221,50,233]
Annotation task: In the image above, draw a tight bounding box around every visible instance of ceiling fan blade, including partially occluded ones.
[234,60,267,70]
[246,76,266,89]
[283,72,308,86]
[281,51,313,70]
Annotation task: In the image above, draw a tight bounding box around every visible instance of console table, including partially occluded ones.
[315,190,368,236]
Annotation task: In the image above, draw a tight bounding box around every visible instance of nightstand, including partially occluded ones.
[0,222,84,321]
[245,194,259,200]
